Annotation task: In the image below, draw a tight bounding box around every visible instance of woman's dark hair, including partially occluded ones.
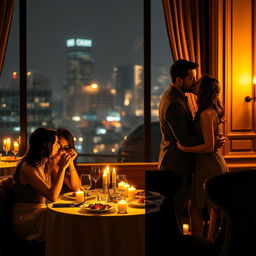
[17,128,57,171]
[56,128,75,149]
[195,74,224,123]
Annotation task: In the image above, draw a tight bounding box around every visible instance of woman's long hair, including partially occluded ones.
[56,128,75,149]
[195,74,224,123]
[16,128,57,174]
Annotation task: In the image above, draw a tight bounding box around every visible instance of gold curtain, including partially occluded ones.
[162,0,218,115]
[0,0,15,74]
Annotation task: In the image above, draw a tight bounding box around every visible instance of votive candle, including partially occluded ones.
[118,181,125,189]
[123,183,130,197]
[183,224,190,235]
[118,200,127,213]
[76,190,84,203]
[128,186,136,201]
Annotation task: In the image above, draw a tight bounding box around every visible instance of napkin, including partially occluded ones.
[52,202,84,208]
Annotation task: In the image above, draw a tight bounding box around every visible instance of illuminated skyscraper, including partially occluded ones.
[64,38,94,118]
[112,64,143,117]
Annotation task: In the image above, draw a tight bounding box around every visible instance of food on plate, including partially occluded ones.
[137,197,145,204]
[135,190,154,197]
[85,203,111,210]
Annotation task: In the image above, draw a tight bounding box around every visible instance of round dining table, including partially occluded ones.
[45,192,161,256]
[0,158,19,176]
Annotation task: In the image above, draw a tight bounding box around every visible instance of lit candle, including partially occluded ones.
[6,138,11,151]
[112,168,116,184]
[183,224,190,235]
[118,181,125,189]
[117,200,127,213]
[123,183,130,197]
[128,186,136,201]
[103,171,107,185]
[106,169,110,185]
[76,190,84,203]
[13,141,19,153]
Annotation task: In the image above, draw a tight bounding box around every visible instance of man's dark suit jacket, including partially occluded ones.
[158,85,203,175]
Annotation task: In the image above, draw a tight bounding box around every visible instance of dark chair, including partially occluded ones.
[0,175,45,256]
[145,171,183,256]
[204,169,256,256]
[145,171,214,256]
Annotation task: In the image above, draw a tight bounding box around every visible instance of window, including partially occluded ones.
[1,1,172,163]
[0,1,20,155]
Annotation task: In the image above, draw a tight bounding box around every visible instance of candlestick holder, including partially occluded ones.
[103,184,109,193]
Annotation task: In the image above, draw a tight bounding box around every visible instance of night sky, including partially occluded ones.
[0,0,172,93]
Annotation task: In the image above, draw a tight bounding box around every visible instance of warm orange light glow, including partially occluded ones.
[91,83,98,89]
[239,74,251,85]
[183,224,190,235]
[12,72,17,79]
[253,76,256,85]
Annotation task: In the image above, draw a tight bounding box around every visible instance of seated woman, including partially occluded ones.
[12,128,78,241]
[48,128,81,192]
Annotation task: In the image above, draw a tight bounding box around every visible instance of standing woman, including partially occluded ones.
[12,128,71,241]
[177,75,229,240]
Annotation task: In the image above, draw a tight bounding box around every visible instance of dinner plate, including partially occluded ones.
[135,190,161,200]
[129,200,156,208]
[63,191,96,201]
[80,203,115,213]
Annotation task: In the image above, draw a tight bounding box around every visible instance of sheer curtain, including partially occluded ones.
[0,0,15,74]
[162,0,218,114]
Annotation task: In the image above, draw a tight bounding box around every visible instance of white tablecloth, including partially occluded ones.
[45,195,155,256]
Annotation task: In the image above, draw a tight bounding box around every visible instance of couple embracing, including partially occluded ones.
[158,59,228,240]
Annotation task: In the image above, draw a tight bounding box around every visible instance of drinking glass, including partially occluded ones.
[90,167,101,190]
[3,140,10,156]
[117,174,127,184]
[97,189,109,203]
[80,174,92,198]
[12,143,19,158]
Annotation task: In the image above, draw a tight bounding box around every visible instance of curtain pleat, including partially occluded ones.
[0,0,15,74]
[162,0,216,115]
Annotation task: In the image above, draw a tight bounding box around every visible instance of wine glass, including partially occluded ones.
[80,174,92,199]
[3,139,11,156]
[12,141,19,158]
[117,174,127,184]
[90,167,101,190]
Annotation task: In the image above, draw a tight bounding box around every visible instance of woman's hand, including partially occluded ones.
[66,148,78,162]
[176,142,185,151]
[58,152,71,170]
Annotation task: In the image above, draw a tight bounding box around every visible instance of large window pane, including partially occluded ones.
[0,2,20,157]
[27,0,143,162]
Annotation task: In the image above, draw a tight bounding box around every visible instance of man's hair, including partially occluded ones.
[170,59,198,83]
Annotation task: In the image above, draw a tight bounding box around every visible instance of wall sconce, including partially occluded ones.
[245,77,256,102]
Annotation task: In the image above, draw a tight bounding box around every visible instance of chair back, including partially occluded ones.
[204,169,256,256]
[145,170,183,255]
[0,175,15,247]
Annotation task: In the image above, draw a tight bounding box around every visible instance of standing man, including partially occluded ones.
[158,59,203,228]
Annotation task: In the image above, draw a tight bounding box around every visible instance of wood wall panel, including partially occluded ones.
[230,139,253,151]
[231,0,253,131]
